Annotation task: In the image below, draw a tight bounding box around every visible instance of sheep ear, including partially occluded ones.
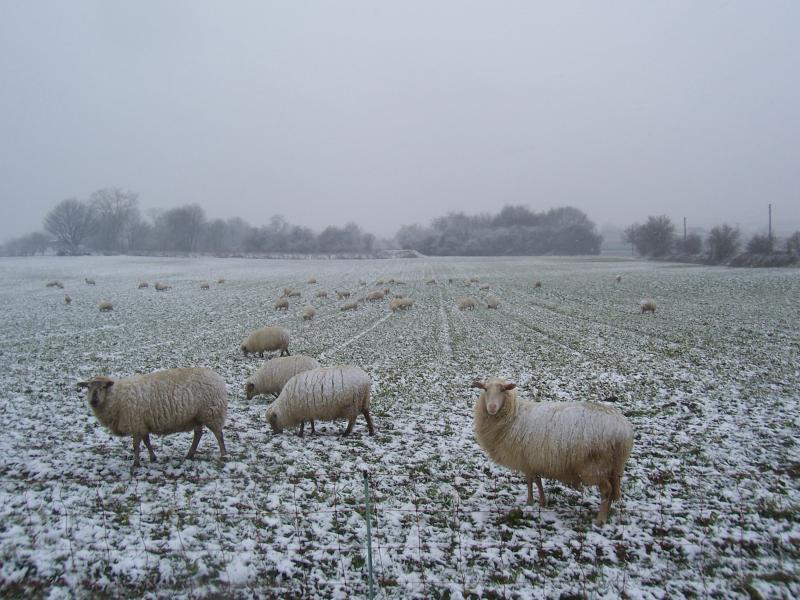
[470,380,486,390]
[503,383,517,391]
[76,381,90,390]
[102,380,114,389]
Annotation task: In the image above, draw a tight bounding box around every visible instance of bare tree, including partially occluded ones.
[158,204,207,252]
[89,188,140,252]
[43,198,95,254]
[707,224,740,262]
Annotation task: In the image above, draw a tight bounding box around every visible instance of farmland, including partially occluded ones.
[0,255,798,598]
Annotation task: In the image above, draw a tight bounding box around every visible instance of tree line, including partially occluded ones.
[623,215,800,263]
[1,189,604,257]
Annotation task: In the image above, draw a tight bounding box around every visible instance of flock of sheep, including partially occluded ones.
[67,273,646,525]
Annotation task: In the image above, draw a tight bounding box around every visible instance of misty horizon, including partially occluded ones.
[2,2,799,243]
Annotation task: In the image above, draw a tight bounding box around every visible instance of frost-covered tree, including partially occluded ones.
[707,224,740,262]
[43,198,95,254]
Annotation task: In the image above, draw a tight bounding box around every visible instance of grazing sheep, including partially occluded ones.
[138,282,149,289]
[288,290,301,298]
[85,278,96,285]
[470,277,480,283]
[389,297,413,312]
[77,368,227,469]
[245,355,321,400]
[472,378,633,524]
[426,278,436,284]
[200,281,210,290]
[64,295,72,305]
[336,290,351,300]
[376,279,385,285]
[387,278,396,284]
[358,280,367,286]
[316,290,328,298]
[155,282,171,292]
[307,278,317,284]
[340,301,358,311]
[366,290,385,301]
[217,278,225,284]
[274,297,289,311]
[534,281,542,289]
[241,326,290,357]
[46,281,64,289]
[98,300,113,312]
[302,306,316,321]
[479,283,490,290]
[457,297,476,311]
[266,366,374,437]
[486,296,500,309]
[616,275,622,283]
[283,287,295,296]
[640,299,657,313]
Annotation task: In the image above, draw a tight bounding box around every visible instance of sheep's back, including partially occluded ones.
[276,366,371,427]
[250,356,320,395]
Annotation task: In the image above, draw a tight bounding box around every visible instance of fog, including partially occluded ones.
[1,1,798,242]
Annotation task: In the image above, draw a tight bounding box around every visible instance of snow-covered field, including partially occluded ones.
[0,255,798,599]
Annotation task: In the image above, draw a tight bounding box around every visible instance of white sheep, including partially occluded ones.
[425,278,436,284]
[486,296,500,309]
[340,301,358,311]
[77,368,228,469]
[287,290,301,298]
[457,297,476,311]
[199,281,210,290]
[316,290,328,299]
[274,297,289,311]
[616,275,622,283]
[389,297,413,312]
[217,278,226,284]
[534,281,542,289]
[472,378,633,524]
[46,281,64,289]
[244,355,321,400]
[241,326,290,357]
[640,299,656,313]
[366,290,385,301]
[302,306,316,320]
[336,290,351,300]
[85,278,96,285]
[479,283,490,290]
[282,287,295,296]
[98,300,113,312]
[266,365,375,437]
[138,282,149,289]
[307,278,317,284]
[155,282,171,292]
[64,294,72,305]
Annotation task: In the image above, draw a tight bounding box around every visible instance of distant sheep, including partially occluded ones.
[307,278,317,284]
[64,295,72,305]
[316,290,328,298]
[78,368,227,469]
[479,283,490,290]
[376,279,385,285]
[241,326,290,357]
[46,281,64,289]
[283,287,295,296]
[366,290,385,301]
[98,300,113,312]
[217,278,225,284]
[486,296,499,309]
[457,297,476,311]
[245,355,320,400]
[266,365,374,437]
[155,282,171,292]
[616,275,622,283]
[472,378,633,524]
[340,301,358,311]
[640,299,657,314]
[389,297,413,312]
[274,297,289,311]
[199,282,210,290]
[302,306,316,321]
[287,290,301,298]
[469,277,480,283]
[336,290,351,300]
[426,278,436,284]
[138,282,149,289]
[534,281,542,289]
[85,278,96,285]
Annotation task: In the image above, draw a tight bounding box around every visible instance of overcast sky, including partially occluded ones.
[1,1,798,242]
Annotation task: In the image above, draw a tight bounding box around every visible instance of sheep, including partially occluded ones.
[85,278,96,285]
[366,290,385,301]
[457,297,476,311]
[282,287,294,296]
[241,326,290,357]
[616,275,622,284]
[479,283,490,290]
[316,290,328,299]
[217,278,225,284]
[358,280,367,286]
[472,378,633,524]
[389,297,413,312]
[155,282,171,291]
[77,368,227,469]
[46,281,64,289]
[307,278,317,284]
[302,306,316,320]
[486,296,500,309]
[200,281,210,290]
[244,355,321,400]
[426,278,436,284]
[64,295,72,305]
[274,297,289,311]
[266,365,374,437]
[376,279,385,285]
[138,282,149,289]
[288,290,301,298]
[640,299,656,313]
[340,301,358,311]
[387,278,396,284]
[469,277,480,283]
[98,300,113,312]
[336,290,351,300]
[534,281,542,289]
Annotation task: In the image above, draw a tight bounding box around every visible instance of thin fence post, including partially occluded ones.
[363,470,376,599]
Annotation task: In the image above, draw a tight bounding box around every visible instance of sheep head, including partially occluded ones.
[266,407,283,434]
[471,378,516,416]
[245,382,256,400]
[77,376,115,410]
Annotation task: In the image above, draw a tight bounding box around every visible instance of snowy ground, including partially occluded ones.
[0,255,798,599]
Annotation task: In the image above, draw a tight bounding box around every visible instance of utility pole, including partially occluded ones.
[683,217,687,242]
[768,204,772,251]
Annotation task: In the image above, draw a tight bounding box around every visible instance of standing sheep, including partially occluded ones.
[534,281,542,289]
[336,290,351,300]
[46,281,64,289]
[479,283,490,290]
[366,290,385,301]
[77,368,228,469]
[155,282,171,292]
[138,282,149,289]
[616,275,622,283]
[340,301,358,311]
[245,355,321,400]
[640,299,657,313]
[64,294,72,305]
[85,278,96,285]
[241,326,290,357]
[316,290,328,299]
[486,296,500,309]
[472,378,633,524]
[274,297,289,311]
[457,297,476,311]
[307,278,317,284]
[200,281,210,290]
[302,306,316,320]
[266,366,375,437]
[389,297,413,312]
[98,300,113,312]
[217,278,226,284]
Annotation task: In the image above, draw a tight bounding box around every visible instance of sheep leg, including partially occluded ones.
[362,409,375,436]
[186,425,203,459]
[310,420,315,434]
[143,434,157,462]
[208,425,227,459]
[298,421,305,437]
[596,480,613,525]
[526,475,547,507]
[131,435,142,468]
[343,415,357,436]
